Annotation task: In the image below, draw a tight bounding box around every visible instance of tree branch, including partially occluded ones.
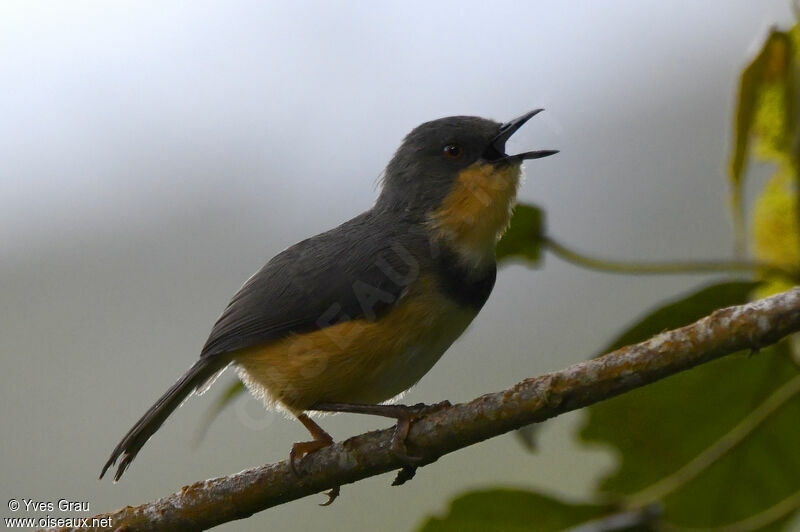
[58,287,800,532]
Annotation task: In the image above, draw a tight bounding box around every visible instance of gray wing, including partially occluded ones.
[200,211,423,358]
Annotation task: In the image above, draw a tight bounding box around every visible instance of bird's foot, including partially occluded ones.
[388,401,451,465]
[289,436,334,476]
[310,399,453,486]
[290,439,341,506]
[291,413,335,476]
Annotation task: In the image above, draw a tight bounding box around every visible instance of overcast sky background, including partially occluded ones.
[1,2,797,531]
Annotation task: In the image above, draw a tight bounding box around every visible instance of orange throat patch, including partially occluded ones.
[428,162,521,266]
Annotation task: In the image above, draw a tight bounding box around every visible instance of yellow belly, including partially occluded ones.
[233,276,476,414]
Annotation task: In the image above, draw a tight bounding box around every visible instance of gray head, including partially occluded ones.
[376,109,556,215]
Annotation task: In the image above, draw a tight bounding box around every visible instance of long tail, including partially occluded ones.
[100,356,229,481]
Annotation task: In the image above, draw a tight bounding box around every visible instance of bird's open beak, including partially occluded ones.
[485,109,558,163]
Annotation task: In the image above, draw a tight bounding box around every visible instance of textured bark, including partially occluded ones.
[49,287,800,532]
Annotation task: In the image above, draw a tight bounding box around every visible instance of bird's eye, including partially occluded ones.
[443,144,463,159]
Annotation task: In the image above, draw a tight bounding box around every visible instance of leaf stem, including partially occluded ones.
[706,488,800,532]
[543,235,793,278]
[661,488,800,532]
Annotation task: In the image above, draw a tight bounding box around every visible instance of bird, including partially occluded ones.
[100,109,557,483]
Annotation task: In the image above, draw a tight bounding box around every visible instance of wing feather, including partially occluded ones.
[200,212,423,358]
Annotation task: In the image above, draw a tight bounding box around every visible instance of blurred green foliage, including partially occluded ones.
[496,203,545,265]
[418,489,611,532]
[423,18,800,532]
[581,283,798,529]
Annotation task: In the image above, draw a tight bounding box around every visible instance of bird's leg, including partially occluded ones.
[312,401,451,465]
[290,413,334,476]
[291,414,341,505]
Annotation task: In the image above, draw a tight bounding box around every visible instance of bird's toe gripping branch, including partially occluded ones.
[309,400,454,488]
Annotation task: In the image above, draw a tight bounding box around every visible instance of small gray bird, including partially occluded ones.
[101,109,556,482]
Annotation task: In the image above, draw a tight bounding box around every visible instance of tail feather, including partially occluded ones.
[100,356,229,481]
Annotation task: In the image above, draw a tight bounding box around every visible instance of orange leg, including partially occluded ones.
[291,414,339,505]
[290,413,334,474]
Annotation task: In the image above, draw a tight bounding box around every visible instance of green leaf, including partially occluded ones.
[728,27,796,254]
[193,379,245,447]
[729,29,795,186]
[581,281,800,529]
[418,489,612,532]
[496,203,545,265]
[752,167,800,299]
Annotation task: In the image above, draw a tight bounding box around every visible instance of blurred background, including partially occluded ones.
[1,1,796,530]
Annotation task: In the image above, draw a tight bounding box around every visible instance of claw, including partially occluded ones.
[747,331,763,357]
[319,485,341,506]
[392,466,417,486]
